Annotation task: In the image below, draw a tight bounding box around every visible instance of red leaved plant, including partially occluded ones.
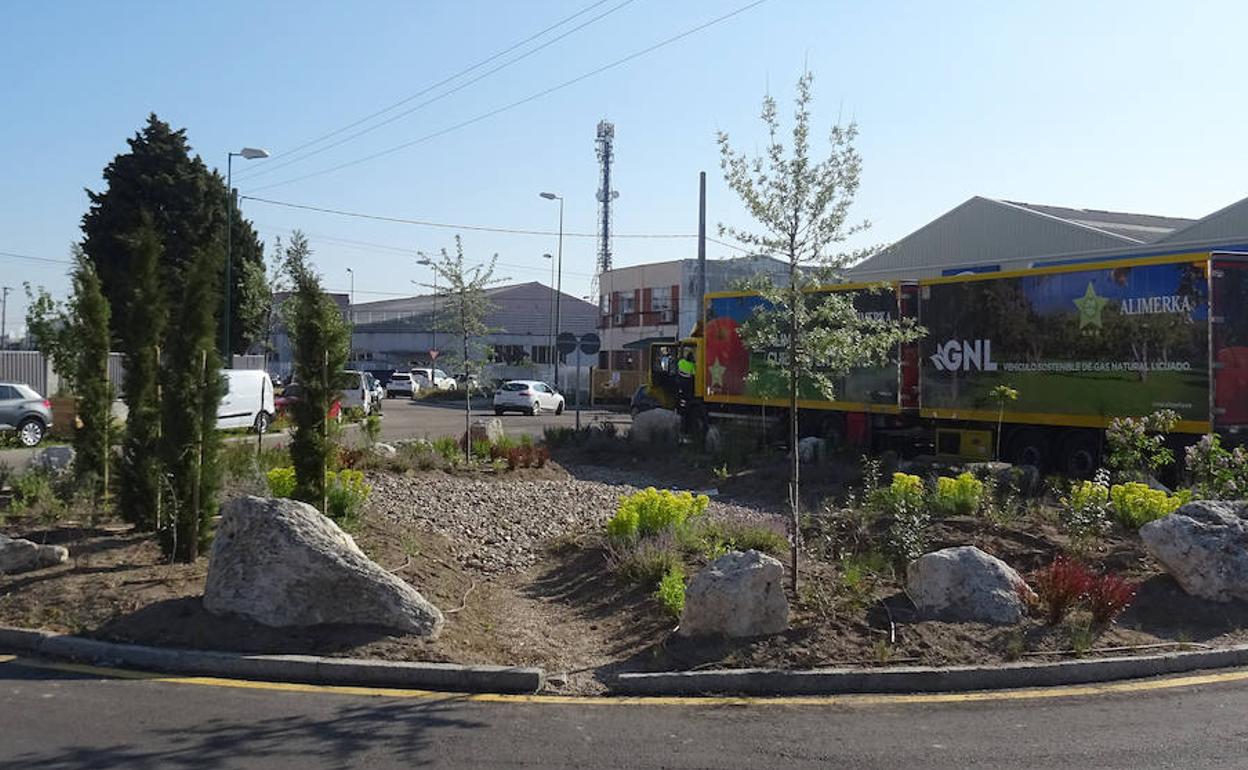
[1086,573,1138,625]
[1031,558,1095,625]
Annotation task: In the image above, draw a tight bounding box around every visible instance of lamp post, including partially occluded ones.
[539,192,563,388]
[346,267,355,309]
[0,286,10,348]
[225,146,269,368]
[416,256,438,363]
[543,252,554,382]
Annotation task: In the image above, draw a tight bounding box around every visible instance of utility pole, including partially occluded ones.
[0,286,10,348]
[697,171,707,335]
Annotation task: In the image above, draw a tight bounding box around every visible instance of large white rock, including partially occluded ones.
[1140,500,1248,602]
[461,418,504,448]
[906,546,1030,625]
[204,496,443,636]
[679,550,789,638]
[0,534,68,574]
[631,408,681,445]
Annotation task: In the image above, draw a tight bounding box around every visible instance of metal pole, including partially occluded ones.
[548,255,556,383]
[575,349,582,430]
[0,286,10,347]
[698,171,707,334]
[554,197,564,389]
[225,152,234,368]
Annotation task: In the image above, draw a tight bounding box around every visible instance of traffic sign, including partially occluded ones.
[579,332,600,355]
[556,331,578,355]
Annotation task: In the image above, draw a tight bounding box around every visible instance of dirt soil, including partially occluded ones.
[3,461,1248,696]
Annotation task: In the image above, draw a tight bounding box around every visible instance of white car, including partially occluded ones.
[338,370,377,415]
[493,380,564,416]
[217,369,276,433]
[411,367,455,391]
[386,372,415,398]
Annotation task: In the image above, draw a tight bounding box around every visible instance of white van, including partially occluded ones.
[338,370,377,415]
[217,369,276,432]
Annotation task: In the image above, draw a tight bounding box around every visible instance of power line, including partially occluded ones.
[0,250,72,266]
[244,0,768,193]
[237,0,638,183]
[243,195,696,238]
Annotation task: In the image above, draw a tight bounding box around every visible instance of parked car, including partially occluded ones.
[386,371,416,398]
[338,370,377,415]
[411,367,455,391]
[456,373,482,391]
[365,372,385,407]
[493,380,564,416]
[216,369,276,433]
[0,382,52,447]
[274,383,342,421]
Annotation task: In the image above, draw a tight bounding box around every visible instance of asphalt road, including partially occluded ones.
[3,659,1248,769]
[0,400,628,470]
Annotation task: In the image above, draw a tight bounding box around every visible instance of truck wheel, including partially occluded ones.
[1059,431,1100,478]
[1006,429,1050,470]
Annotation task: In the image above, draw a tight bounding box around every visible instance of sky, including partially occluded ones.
[2,0,1246,336]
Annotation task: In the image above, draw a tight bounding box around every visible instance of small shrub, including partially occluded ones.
[0,461,14,491]
[654,564,686,618]
[326,468,370,526]
[431,436,461,464]
[1108,482,1188,528]
[335,445,367,470]
[1031,558,1095,625]
[872,473,929,564]
[1060,475,1111,538]
[362,414,382,445]
[606,532,682,589]
[470,438,493,460]
[397,441,445,471]
[606,487,710,541]
[931,472,985,516]
[1068,620,1095,657]
[543,426,577,447]
[1086,573,1138,625]
[266,466,297,498]
[1105,409,1179,480]
[716,519,789,558]
[1185,433,1248,499]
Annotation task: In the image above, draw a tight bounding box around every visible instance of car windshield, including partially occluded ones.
[393,374,410,381]
[501,382,529,392]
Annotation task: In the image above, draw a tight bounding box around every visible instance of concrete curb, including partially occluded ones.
[612,644,1248,696]
[0,627,544,694]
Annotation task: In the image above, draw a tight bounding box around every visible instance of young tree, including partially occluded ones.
[420,236,501,462]
[159,247,224,561]
[23,283,79,397]
[118,221,167,530]
[718,72,924,589]
[283,232,350,512]
[80,113,265,355]
[70,254,114,504]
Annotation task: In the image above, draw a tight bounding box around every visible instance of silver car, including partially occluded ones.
[0,382,53,446]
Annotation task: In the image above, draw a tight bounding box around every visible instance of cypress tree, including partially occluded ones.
[282,232,349,511]
[159,246,224,561]
[118,220,167,530]
[70,254,113,504]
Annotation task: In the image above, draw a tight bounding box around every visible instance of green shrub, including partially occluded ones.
[431,436,461,464]
[931,472,984,516]
[716,520,788,557]
[606,487,710,541]
[1109,482,1189,528]
[1185,433,1248,499]
[1105,409,1179,480]
[1061,477,1111,537]
[326,469,370,527]
[655,564,686,618]
[362,414,382,445]
[266,466,297,498]
[11,470,61,514]
[871,473,929,564]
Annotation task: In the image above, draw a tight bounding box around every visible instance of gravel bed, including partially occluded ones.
[367,469,776,575]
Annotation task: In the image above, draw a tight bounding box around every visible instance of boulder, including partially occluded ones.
[371,442,398,458]
[0,535,68,575]
[461,418,504,449]
[906,546,1030,624]
[204,496,443,636]
[29,446,75,473]
[679,550,788,638]
[1140,500,1248,602]
[631,408,681,445]
[798,437,826,464]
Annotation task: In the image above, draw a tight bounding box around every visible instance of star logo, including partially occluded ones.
[708,358,727,388]
[1073,282,1108,330]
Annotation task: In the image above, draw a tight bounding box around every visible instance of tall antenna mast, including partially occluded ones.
[594,120,618,289]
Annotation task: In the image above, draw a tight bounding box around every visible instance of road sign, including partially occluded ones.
[579,332,600,356]
[556,331,578,355]
[429,349,439,361]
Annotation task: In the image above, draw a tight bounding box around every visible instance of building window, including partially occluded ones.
[619,293,635,314]
[492,345,527,364]
[599,294,609,315]
[532,345,555,364]
[650,286,671,312]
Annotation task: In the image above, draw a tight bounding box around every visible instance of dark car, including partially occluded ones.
[0,382,53,446]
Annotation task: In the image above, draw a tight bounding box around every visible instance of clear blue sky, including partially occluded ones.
[2,0,1245,334]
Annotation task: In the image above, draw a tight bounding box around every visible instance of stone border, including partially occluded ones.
[0,627,544,694]
[5,625,1248,698]
[613,644,1248,696]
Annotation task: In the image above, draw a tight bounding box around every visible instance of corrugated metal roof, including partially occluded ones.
[1000,200,1194,243]
[350,281,598,336]
[1154,194,1248,244]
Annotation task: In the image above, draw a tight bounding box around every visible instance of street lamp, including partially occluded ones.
[345,268,355,309]
[225,146,269,367]
[539,191,563,388]
[416,255,438,364]
[542,253,555,382]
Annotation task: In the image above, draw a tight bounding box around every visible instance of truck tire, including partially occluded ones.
[1059,431,1100,478]
[1006,429,1050,470]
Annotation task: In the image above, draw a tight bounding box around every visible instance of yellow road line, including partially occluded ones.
[6,655,1248,706]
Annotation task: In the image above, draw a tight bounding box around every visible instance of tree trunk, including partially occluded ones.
[787,266,800,593]
[462,302,471,465]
